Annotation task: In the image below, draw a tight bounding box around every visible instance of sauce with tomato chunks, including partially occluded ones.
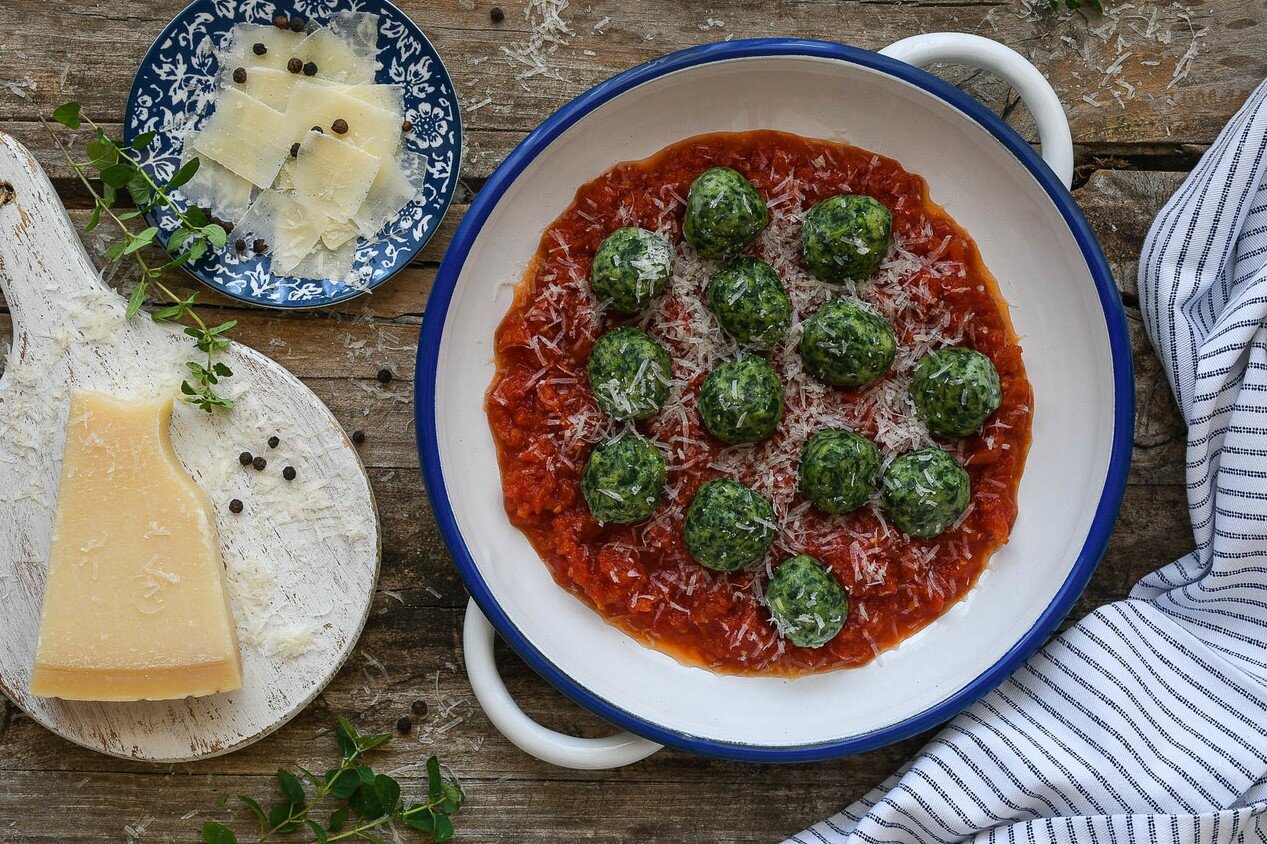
[487,130,1032,676]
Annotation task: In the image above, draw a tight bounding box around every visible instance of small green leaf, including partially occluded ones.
[86,137,117,168]
[214,362,233,377]
[426,757,443,802]
[373,774,401,814]
[105,241,127,262]
[51,102,81,129]
[326,768,360,799]
[100,163,133,188]
[305,819,328,843]
[181,380,197,396]
[238,796,268,833]
[208,319,237,334]
[168,156,201,189]
[184,205,209,227]
[434,814,454,842]
[201,821,238,844]
[168,227,194,252]
[188,238,209,261]
[126,281,148,319]
[328,807,349,834]
[266,803,300,834]
[131,130,157,150]
[402,808,435,833]
[440,778,463,814]
[121,226,159,255]
[355,765,376,785]
[335,718,358,759]
[349,782,387,820]
[115,210,142,221]
[83,203,102,234]
[203,223,228,249]
[277,769,305,805]
[101,183,117,208]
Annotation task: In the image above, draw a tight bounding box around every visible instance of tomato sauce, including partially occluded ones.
[487,131,1032,676]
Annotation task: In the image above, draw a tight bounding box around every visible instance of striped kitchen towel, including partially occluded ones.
[791,80,1267,844]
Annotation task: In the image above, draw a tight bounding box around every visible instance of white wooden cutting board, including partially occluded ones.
[0,132,381,762]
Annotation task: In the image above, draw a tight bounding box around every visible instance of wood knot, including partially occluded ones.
[0,181,13,207]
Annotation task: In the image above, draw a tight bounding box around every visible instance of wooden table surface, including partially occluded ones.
[0,0,1233,839]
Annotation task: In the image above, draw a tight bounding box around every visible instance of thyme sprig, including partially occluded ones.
[46,102,237,412]
[201,717,463,843]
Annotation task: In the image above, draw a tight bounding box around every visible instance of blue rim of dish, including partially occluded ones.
[122,0,462,310]
[415,38,1135,762]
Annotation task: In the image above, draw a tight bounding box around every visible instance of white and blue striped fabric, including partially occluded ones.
[791,81,1267,844]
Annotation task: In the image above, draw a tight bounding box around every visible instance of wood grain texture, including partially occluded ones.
[0,0,1212,835]
[0,132,381,763]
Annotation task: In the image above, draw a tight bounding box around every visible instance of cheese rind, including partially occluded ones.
[30,392,242,702]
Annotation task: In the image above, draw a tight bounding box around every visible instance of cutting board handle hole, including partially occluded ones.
[0,181,14,207]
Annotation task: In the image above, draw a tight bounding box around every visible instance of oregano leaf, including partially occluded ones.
[200,821,237,844]
[51,101,81,129]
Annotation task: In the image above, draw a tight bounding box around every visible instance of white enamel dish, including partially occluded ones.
[416,34,1134,767]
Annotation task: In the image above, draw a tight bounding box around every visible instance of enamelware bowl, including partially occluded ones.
[124,0,461,309]
[417,34,1133,767]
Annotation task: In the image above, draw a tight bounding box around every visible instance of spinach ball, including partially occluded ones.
[590,227,673,315]
[587,327,672,421]
[698,354,784,444]
[765,555,849,648]
[910,347,1002,437]
[799,429,882,515]
[683,167,769,260]
[684,479,777,572]
[801,194,893,283]
[798,298,896,388]
[706,258,792,350]
[581,434,667,525]
[881,448,970,538]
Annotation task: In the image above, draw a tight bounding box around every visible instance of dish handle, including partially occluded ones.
[463,599,663,768]
[880,32,1074,188]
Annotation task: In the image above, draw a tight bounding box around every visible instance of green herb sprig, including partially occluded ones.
[1050,0,1104,12]
[201,717,463,843]
[45,102,237,412]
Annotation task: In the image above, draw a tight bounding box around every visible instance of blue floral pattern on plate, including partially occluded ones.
[124,0,461,309]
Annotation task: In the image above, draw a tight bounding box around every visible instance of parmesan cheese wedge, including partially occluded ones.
[30,391,242,702]
[177,141,255,220]
[321,219,360,250]
[287,240,358,283]
[191,87,291,189]
[224,66,312,112]
[293,130,381,220]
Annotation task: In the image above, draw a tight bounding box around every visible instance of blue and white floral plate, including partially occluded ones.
[124,0,461,309]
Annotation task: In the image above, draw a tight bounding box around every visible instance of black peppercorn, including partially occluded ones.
[290,142,300,157]
[268,436,280,449]
[273,14,289,29]
[252,456,266,471]
[396,716,412,734]
[239,451,253,466]
[311,125,324,134]
[282,466,296,481]
[287,57,303,74]
[302,61,318,76]
[222,220,235,234]
[289,15,305,31]
[491,6,505,22]
[234,238,246,252]
[232,67,247,84]
[377,368,392,384]
[401,119,412,133]
[229,498,244,513]
[411,699,428,718]
[351,430,365,445]
[254,239,268,253]
[252,42,267,55]
[331,118,348,134]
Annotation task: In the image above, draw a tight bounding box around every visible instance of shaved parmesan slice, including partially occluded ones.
[190,88,290,188]
[353,151,426,239]
[283,80,401,162]
[343,83,404,115]
[328,11,381,59]
[293,28,375,84]
[292,130,381,220]
[274,157,296,191]
[177,140,254,220]
[286,240,358,283]
[235,190,330,276]
[223,66,313,112]
[218,23,305,72]
[321,219,361,250]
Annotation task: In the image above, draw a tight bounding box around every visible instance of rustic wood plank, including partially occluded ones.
[0,0,1257,170]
